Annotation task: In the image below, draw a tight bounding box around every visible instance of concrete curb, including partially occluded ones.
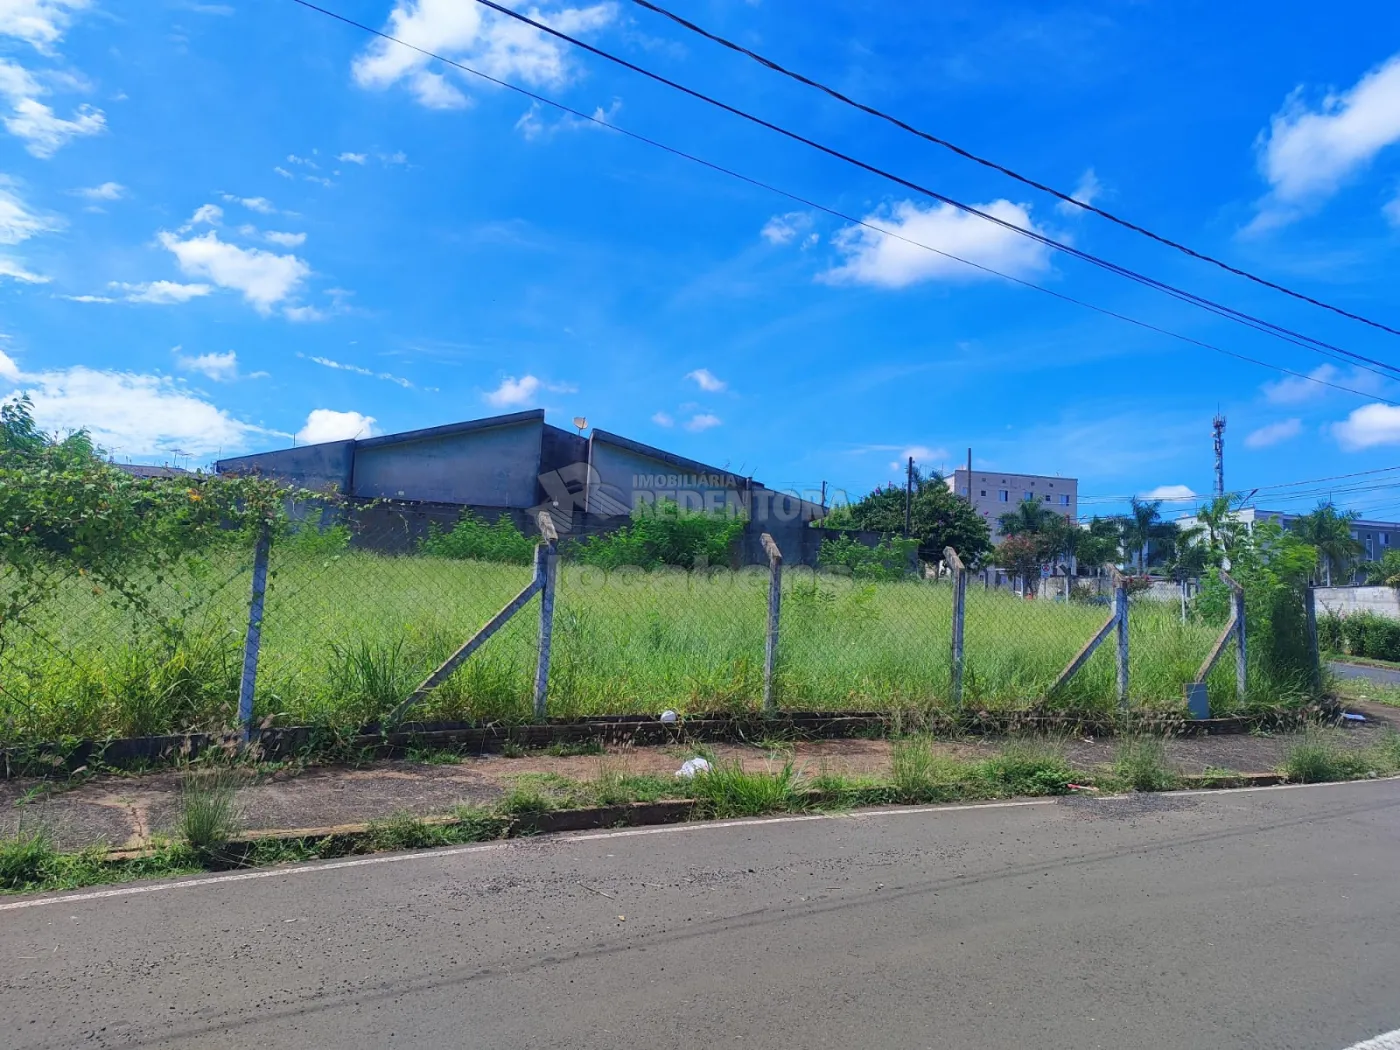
[99,774,1294,863]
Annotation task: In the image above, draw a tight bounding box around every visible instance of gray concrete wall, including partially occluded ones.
[1316,586,1400,619]
[217,441,355,493]
[588,436,750,518]
[346,501,541,555]
[352,419,543,506]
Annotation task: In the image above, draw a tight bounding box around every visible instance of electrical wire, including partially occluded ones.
[286,0,1398,406]
[627,0,1400,341]
[469,0,1400,384]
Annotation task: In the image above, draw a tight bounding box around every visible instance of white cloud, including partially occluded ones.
[651,411,673,427]
[1261,363,1384,404]
[4,96,103,157]
[1333,403,1400,450]
[684,413,721,432]
[352,0,617,109]
[1244,418,1302,449]
[220,193,275,214]
[887,444,947,472]
[0,358,271,457]
[1140,484,1196,500]
[1055,168,1102,216]
[485,374,541,406]
[273,166,293,179]
[58,292,112,302]
[285,153,318,168]
[303,353,413,388]
[380,150,408,165]
[761,211,814,245]
[303,174,334,188]
[296,408,376,444]
[0,257,46,282]
[821,199,1052,287]
[0,0,88,53]
[72,180,123,201]
[515,97,619,139]
[0,178,55,244]
[685,368,726,393]
[187,203,222,227]
[1250,53,1400,231]
[158,229,310,313]
[173,348,239,382]
[263,230,306,248]
[338,152,366,164]
[110,280,213,304]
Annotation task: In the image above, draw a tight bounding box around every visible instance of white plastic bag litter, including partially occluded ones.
[660,710,678,723]
[674,757,712,779]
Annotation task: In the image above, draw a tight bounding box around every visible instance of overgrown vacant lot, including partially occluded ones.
[2,549,1256,743]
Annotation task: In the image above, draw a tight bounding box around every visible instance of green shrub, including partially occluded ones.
[419,511,535,564]
[0,827,60,891]
[1340,613,1400,663]
[688,760,799,817]
[1283,730,1369,783]
[568,499,745,570]
[1114,736,1177,792]
[178,766,241,853]
[1318,612,1344,654]
[981,740,1072,796]
[817,534,919,581]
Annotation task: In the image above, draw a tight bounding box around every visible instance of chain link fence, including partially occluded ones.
[0,508,1311,745]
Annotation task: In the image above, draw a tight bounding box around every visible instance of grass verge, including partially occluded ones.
[8,729,1400,896]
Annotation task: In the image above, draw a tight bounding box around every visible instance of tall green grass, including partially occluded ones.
[0,549,1291,744]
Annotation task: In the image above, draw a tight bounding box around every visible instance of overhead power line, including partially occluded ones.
[469,0,1400,383]
[286,0,1397,406]
[627,0,1400,341]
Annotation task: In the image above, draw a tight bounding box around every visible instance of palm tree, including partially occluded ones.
[1120,497,1163,573]
[1041,513,1082,596]
[1365,548,1400,587]
[1194,495,1240,559]
[997,498,1051,538]
[1291,501,1363,585]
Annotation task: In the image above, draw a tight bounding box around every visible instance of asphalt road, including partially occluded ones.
[1332,659,1400,687]
[3,782,1400,1050]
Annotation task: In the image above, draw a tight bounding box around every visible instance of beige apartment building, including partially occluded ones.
[947,468,1078,541]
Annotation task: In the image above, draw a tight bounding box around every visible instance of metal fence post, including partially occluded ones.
[945,547,966,709]
[1115,573,1129,710]
[533,514,559,722]
[237,520,272,741]
[761,533,783,715]
[1233,578,1247,704]
[1304,584,1321,693]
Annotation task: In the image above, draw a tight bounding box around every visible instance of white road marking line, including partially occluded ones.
[1343,1029,1400,1049]
[0,776,1393,913]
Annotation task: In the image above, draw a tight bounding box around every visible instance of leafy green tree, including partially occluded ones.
[419,511,535,564]
[816,534,920,581]
[1290,501,1363,585]
[1194,495,1241,561]
[996,498,1052,538]
[1364,548,1400,587]
[836,469,992,566]
[993,534,1048,595]
[1076,516,1122,571]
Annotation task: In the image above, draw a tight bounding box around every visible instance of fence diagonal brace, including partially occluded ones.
[391,576,542,724]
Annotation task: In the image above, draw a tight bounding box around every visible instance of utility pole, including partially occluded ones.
[1213,414,1226,498]
[966,447,972,499]
[820,480,827,512]
[904,456,914,538]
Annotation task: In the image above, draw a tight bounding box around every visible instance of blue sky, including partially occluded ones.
[3,0,1400,521]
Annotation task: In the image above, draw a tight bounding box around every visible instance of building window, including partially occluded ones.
[980,490,987,497]
[1023,491,1034,501]
[1351,529,1359,539]
[999,490,1009,502]
[1383,533,1390,546]
[1059,494,1070,506]
[1042,495,1051,502]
